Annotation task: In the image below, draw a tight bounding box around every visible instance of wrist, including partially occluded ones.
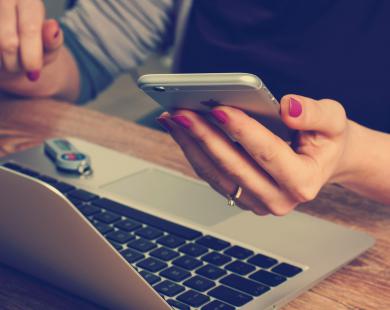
[329,120,364,186]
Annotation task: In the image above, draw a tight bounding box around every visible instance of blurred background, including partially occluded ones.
[44,0,170,123]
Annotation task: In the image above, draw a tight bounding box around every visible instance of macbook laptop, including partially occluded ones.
[0,137,374,309]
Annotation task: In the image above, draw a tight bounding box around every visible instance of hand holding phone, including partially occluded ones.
[138,73,293,140]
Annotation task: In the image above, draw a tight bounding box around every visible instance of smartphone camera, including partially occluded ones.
[153,86,166,92]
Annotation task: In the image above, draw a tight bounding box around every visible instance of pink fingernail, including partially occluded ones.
[54,29,60,39]
[27,70,41,82]
[210,109,228,124]
[156,117,173,132]
[171,115,192,129]
[289,97,302,117]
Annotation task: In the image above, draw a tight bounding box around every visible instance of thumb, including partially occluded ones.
[280,95,348,137]
[42,19,64,55]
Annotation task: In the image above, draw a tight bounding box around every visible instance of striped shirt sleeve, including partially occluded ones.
[60,0,176,103]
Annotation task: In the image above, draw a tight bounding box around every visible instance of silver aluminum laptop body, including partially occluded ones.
[0,138,374,309]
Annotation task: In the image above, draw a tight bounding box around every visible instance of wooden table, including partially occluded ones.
[0,99,389,310]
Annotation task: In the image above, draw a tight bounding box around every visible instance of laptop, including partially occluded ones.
[0,137,374,309]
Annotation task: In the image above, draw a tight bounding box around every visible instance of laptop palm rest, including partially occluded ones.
[101,168,241,227]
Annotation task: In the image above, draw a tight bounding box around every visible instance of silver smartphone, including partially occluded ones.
[138,73,293,140]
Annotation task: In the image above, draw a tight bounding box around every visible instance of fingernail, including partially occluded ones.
[27,70,41,82]
[156,117,173,132]
[289,97,302,117]
[171,115,192,129]
[210,109,228,124]
[54,29,60,39]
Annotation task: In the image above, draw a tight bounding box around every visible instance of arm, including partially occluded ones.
[0,0,176,103]
[334,121,390,203]
[157,95,390,217]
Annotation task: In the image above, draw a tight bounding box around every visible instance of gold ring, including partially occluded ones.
[227,186,243,207]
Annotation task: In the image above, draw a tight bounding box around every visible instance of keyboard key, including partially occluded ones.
[179,243,208,257]
[20,167,40,178]
[208,286,252,307]
[154,280,185,297]
[51,181,76,194]
[91,198,202,240]
[3,162,23,171]
[140,270,161,285]
[160,266,191,282]
[202,300,235,310]
[121,248,144,263]
[196,264,226,280]
[167,299,190,310]
[135,227,163,240]
[114,219,142,232]
[225,261,255,275]
[92,221,113,234]
[177,290,210,307]
[109,241,123,251]
[77,204,101,216]
[271,263,303,277]
[37,174,58,184]
[196,236,230,251]
[157,234,185,248]
[137,257,167,272]
[106,230,135,244]
[220,274,270,297]
[173,255,203,270]
[224,245,253,260]
[68,189,98,202]
[249,270,286,287]
[248,253,278,268]
[150,247,179,261]
[93,211,121,224]
[128,238,157,252]
[183,275,215,292]
[202,252,231,266]
[67,196,83,206]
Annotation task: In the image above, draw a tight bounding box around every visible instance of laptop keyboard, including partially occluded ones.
[2,162,303,309]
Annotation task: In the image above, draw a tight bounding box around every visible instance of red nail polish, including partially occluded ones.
[156,117,173,132]
[210,109,228,124]
[289,97,302,117]
[27,70,41,82]
[171,115,192,129]
[54,30,60,39]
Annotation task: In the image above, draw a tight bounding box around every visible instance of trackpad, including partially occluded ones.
[101,168,241,226]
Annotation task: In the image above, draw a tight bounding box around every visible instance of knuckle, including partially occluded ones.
[319,99,347,132]
[290,184,318,203]
[230,125,245,140]
[251,193,295,216]
[0,37,19,53]
[193,165,210,180]
[196,131,209,146]
[251,207,269,216]
[194,165,218,185]
[20,24,41,37]
[252,142,280,164]
[268,202,296,216]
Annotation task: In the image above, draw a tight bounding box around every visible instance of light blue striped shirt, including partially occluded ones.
[60,0,184,103]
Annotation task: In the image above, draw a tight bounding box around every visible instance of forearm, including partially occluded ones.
[334,121,390,204]
[0,47,80,102]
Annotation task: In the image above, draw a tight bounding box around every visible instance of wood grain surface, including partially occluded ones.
[0,99,389,310]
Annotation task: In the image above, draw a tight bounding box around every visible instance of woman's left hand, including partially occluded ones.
[157,95,350,216]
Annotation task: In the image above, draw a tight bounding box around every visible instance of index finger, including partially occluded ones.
[17,0,45,74]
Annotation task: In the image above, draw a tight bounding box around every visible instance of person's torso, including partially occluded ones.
[178,0,390,132]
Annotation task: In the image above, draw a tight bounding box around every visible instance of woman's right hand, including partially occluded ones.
[0,0,64,84]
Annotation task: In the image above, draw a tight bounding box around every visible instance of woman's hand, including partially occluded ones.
[157,95,352,216]
[0,0,63,83]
